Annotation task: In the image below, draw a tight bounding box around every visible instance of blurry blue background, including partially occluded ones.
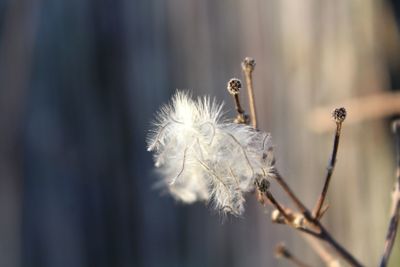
[1,0,400,266]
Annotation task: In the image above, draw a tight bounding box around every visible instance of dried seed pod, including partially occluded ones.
[227,78,242,95]
[241,57,256,72]
[332,107,346,123]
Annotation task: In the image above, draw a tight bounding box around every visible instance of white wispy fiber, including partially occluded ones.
[147,91,274,215]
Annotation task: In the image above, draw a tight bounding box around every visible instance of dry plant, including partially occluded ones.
[147,57,400,267]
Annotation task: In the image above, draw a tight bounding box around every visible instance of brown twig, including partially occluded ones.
[264,190,293,223]
[233,94,245,115]
[236,60,360,266]
[241,57,258,128]
[379,119,400,267]
[265,171,364,267]
[275,243,313,267]
[313,108,346,219]
[317,224,362,267]
[301,234,341,267]
[318,205,330,219]
[273,171,313,222]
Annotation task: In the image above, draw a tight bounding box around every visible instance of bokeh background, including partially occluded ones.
[1,0,400,266]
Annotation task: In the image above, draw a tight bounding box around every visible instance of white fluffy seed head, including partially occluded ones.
[147,91,274,216]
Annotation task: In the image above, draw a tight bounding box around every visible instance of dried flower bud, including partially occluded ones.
[227,78,242,95]
[332,107,346,123]
[241,57,256,72]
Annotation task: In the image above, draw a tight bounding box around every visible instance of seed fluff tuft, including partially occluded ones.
[147,91,274,215]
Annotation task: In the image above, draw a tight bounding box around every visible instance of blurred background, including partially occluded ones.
[1,0,400,266]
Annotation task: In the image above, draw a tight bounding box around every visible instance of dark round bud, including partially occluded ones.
[227,78,242,95]
[332,107,346,123]
[241,57,256,72]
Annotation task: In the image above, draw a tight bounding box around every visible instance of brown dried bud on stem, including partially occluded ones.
[241,57,256,73]
[332,107,346,123]
[227,78,242,95]
[227,78,250,124]
[312,108,347,219]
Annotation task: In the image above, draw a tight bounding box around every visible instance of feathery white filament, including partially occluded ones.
[147,91,274,215]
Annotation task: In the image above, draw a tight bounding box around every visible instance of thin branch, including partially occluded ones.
[241,57,257,128]
[296,227,322,239]
[275,243,313,267]
[301,234,341,267]
[318,205,330,219]
[234,94,246,115]
[237,60,361,266]
[268,170,364,267]
[264,190,293,223]
[379,119,400,267]
[317,224,363,267]
[273,171,313,222]
[313,108,346,219]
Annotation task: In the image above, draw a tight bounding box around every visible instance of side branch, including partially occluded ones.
[313,108,346,219]
[301,234,341,267]
[317,224,363,267]
[273,171,313,222]
[379,119,400,267]
[266,171,364,267]
[241,57,257,128]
